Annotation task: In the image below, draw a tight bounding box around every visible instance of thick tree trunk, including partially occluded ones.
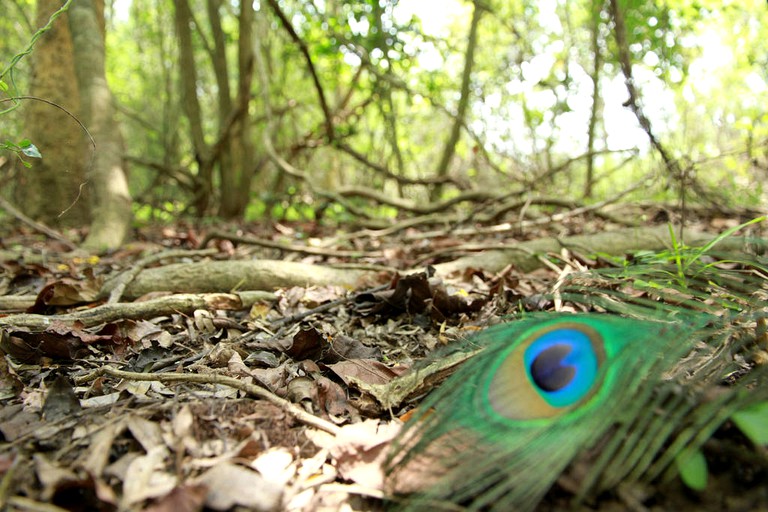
[69,0,132,251]
[21,0,89,226]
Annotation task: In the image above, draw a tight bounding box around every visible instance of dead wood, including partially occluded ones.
[74,365,341,435]
[94,226,762,303]
[0,295,37,311]
[199,230,375,258]
[106,248,220,303]
[100,259,374,300]
[0,292,274,330]
[429,225,738,276]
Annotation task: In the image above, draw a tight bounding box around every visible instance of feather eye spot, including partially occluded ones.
[524,328,600,408]
[530,344,577,392]
[485,322,606,420]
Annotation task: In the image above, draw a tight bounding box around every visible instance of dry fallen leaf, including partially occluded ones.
[307,419,401,489]
[121,445,177,507]
[144,484,208,512]
[195,462,283,511]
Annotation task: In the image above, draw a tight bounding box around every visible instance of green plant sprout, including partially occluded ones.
[731,401,768,446]
[1,138,42,167]
[667,216,766,285]
[675,448,708,491]
[676,401,768,492]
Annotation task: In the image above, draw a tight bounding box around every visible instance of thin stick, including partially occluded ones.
[0,195,77,250]
[74,366,342,436]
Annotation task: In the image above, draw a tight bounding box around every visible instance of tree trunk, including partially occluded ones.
[207,0,234,217]
[173,0,213,214]
[69,0,132,251]
[217,0,256,219]
[20,0,89,227]
[584,0,603,199]
[232,0,256,217]
[430,0,484,202]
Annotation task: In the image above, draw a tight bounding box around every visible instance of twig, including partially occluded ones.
[336,186,501,216]
[0,97,94,149]
[264,0,334,142]
[198,230,376,259]
[0,453,20,509]
[74,366,342,436]
[436,172,654,238]
[0,196,78,250]
[336,141,463,188]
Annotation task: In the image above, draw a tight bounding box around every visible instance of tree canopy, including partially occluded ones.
[2,0,765,227]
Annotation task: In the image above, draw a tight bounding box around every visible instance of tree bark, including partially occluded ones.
[69,0,132,251]
[218,0,256,218]
[20,0,89,226]
[101,260,373,299]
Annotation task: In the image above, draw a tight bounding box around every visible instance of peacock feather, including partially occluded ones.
[385,246,768,511]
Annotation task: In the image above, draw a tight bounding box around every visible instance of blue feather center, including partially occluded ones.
[524,329,599,407]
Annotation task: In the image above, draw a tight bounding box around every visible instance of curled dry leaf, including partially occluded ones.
[121,445,177,508]
[307,419,401,490]
[195,462,282,511]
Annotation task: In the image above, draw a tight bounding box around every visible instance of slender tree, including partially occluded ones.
[584,0,605,198]
[173,0,213,214]
[430,0,485,202]
[69,0,132,250]
[217,0,256,218]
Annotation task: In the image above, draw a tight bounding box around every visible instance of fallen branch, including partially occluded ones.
[0,292,274,330]
[74,365,342,436]
[106,248,220,303]
[198,230,376,258]
[88,226,757,300]
[100,260,375,300]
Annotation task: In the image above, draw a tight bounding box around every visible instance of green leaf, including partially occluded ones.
[675,449,708,491]
[732,401,768,446]
[21,143,42,159]
[0,80,8,92]
[18,138,32,148]
[686,216,766,271]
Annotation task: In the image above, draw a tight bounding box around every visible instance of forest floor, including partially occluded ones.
[0,207,766,512]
